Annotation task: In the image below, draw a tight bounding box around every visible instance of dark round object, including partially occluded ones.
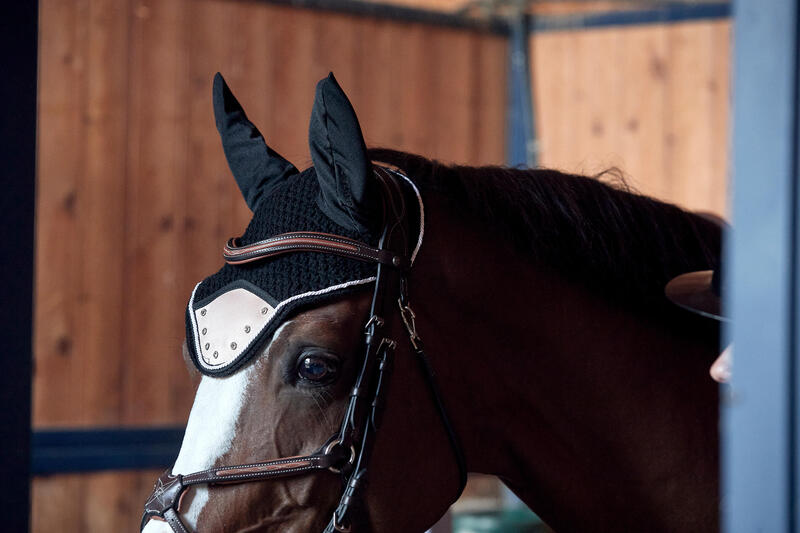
[665,270,727,322]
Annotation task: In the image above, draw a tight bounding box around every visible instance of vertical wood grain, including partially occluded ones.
[532,21,730,215]
[616,25,668,198]
[262,6,317,166]
[182,0,237,295]
[122,0,192,425]
[35,0,89,427]
[429,30,477,162]
[575,27,624,174]
[352,17,399,149]
[32,470,163,532]
[707,20,731,217]
[532,29,568,167]
[78,0,130,425]
[663,23,714,210]
[473,34,507,166]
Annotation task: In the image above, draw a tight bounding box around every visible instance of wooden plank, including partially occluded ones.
[351,16,399,150]
[532,30,568,168]
[430,28,474,163]
[533,22,728,215]
[616,25,668,199]
[32,470,163,533]
[311,11,360,97]
[474,34,507,165]
[34,0,88,427]
[663,22,717,213]
[122,0,191,425]
[573,27,623,175]
[84,471,158,532]
[183,0,237,293]
[708,20,731,217]
[257,7,316,167]
[31,474,84,531]
[76,0,130,425]
[395,22,429,156]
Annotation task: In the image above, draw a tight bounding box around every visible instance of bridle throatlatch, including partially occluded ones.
[141,167,467,532]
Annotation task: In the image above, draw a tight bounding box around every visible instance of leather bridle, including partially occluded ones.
[141,167,467,532]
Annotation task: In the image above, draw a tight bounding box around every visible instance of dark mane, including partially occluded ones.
[369,148,721,313]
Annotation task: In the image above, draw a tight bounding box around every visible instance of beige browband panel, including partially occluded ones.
[193,288,274,369]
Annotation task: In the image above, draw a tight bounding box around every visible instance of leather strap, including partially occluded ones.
[182,448,348,485]
[223,232,409,270]
[164,509,190,533]
[399,281,468,495]
[141,445,351,530]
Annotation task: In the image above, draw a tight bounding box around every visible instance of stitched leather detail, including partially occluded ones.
[143,471,184,515]
[141,470,190,532]
[164,508,190,533]
[222,232,407,269]
[180,451,341,486]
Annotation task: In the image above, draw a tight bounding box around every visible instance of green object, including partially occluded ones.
[453,508,547,533]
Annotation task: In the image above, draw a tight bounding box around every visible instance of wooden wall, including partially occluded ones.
[32,0,506,529]
[532,20,731,215]
[32,0,730,529]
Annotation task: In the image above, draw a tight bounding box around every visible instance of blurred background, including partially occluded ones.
[29,0,730,530]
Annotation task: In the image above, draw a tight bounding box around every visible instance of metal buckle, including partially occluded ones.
[377,337,397,353]
[364,314,384,333]
[398,298,422,350]
[324,439,356,474]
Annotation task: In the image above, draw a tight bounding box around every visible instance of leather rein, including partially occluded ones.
[141,167,467,532]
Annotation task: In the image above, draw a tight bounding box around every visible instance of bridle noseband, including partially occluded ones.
[141,167,467,532]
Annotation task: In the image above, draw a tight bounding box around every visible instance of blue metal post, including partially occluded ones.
[507,13,538,168]
[724,1,800,532]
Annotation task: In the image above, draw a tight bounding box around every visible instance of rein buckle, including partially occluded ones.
[398,299,422,351]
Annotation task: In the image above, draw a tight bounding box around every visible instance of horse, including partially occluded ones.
[141,72,722,533]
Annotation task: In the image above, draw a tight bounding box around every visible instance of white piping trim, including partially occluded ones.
[188,276,377,372]
[188,282,203,370]
[388,168,425,265]
[272,276,376,314]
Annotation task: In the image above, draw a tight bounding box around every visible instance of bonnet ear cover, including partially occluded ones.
[309,73,380,234]
[213,72,298,211]
[186,73,424,377]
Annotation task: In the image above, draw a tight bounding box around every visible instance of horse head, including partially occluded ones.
[143,70,725,533]
[140,73,464,533]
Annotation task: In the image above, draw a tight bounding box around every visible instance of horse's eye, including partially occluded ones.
[297,355,337,384]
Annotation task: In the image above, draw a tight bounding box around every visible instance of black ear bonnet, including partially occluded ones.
[185,73,422,376]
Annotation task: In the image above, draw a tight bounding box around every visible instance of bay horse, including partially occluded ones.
[141,72,721,533]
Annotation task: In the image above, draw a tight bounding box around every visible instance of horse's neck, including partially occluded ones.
[413,197,719,532]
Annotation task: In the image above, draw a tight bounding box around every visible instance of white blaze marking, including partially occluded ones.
[142,322,292,532]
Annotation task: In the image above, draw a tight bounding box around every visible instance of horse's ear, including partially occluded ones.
[309,73,378,233]
[213,72,298,211]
